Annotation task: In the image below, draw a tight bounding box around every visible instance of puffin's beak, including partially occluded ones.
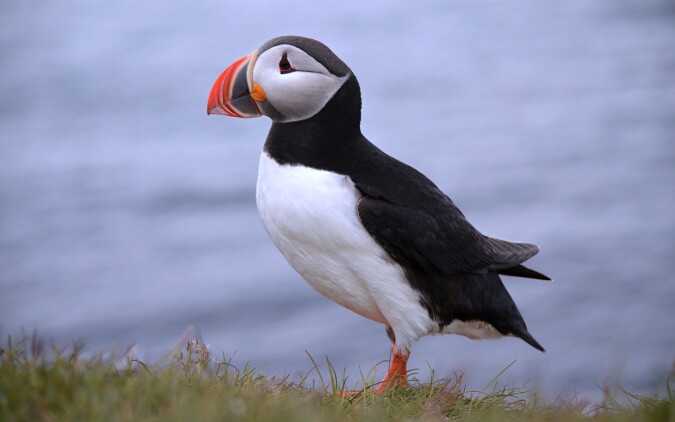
[207,50,263,118]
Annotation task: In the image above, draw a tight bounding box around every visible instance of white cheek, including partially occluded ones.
[252,44,349,122]
[261,70,347,122]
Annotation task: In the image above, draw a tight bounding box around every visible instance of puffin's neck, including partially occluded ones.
[263,75,365,173]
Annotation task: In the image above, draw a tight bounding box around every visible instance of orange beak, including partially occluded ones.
[207,51,262,118]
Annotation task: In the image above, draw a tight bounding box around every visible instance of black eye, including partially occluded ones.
[279,53,295,74]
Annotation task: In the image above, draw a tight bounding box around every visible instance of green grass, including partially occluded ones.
[0,335,672,421]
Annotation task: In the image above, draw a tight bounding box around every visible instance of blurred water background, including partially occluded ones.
[1,0,674,399]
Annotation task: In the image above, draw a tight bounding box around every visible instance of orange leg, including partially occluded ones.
[375,345,410,393]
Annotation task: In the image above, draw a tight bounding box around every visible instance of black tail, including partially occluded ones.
[511,325,545,352]
[498,264,551,281]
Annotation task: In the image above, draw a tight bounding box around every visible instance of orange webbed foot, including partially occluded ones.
[334,345,410,396]
[374,345,410,394]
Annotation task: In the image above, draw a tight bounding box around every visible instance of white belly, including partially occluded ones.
[256,152,434,350]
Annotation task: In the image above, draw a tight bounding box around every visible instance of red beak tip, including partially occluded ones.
[208,53,261,119]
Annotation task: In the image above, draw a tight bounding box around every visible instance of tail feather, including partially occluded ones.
[486,237,539,268]
[498,264,551,281]
[511,326,545,352]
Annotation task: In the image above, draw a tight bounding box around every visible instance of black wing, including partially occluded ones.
[357,196,544,276]
[357,196,490,273]
[352,146,546,277]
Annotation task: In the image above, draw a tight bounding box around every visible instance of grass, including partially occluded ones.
[0,335,672,421]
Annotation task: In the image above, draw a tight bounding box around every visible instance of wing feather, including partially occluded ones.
[356,196,544,276]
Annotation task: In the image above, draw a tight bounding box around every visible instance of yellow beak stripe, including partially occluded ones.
[251,83,266,102]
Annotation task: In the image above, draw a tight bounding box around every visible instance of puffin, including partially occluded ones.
[207,36,549,393]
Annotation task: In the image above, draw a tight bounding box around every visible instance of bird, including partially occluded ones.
[207,35,550,393]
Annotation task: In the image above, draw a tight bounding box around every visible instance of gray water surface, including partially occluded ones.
[1,0,674,398]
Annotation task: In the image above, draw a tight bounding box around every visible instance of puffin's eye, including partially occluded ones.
[279,53,295,74]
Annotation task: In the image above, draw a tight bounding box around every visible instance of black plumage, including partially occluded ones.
[262,37,548,351]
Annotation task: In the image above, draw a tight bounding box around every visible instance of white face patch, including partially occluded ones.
[252,45,349,122]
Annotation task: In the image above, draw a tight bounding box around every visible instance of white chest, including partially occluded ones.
[256,152,393,322]
[253,153,505,350]
[255,152,438,351]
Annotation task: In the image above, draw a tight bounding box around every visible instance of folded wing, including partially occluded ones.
[356,196,549,280]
